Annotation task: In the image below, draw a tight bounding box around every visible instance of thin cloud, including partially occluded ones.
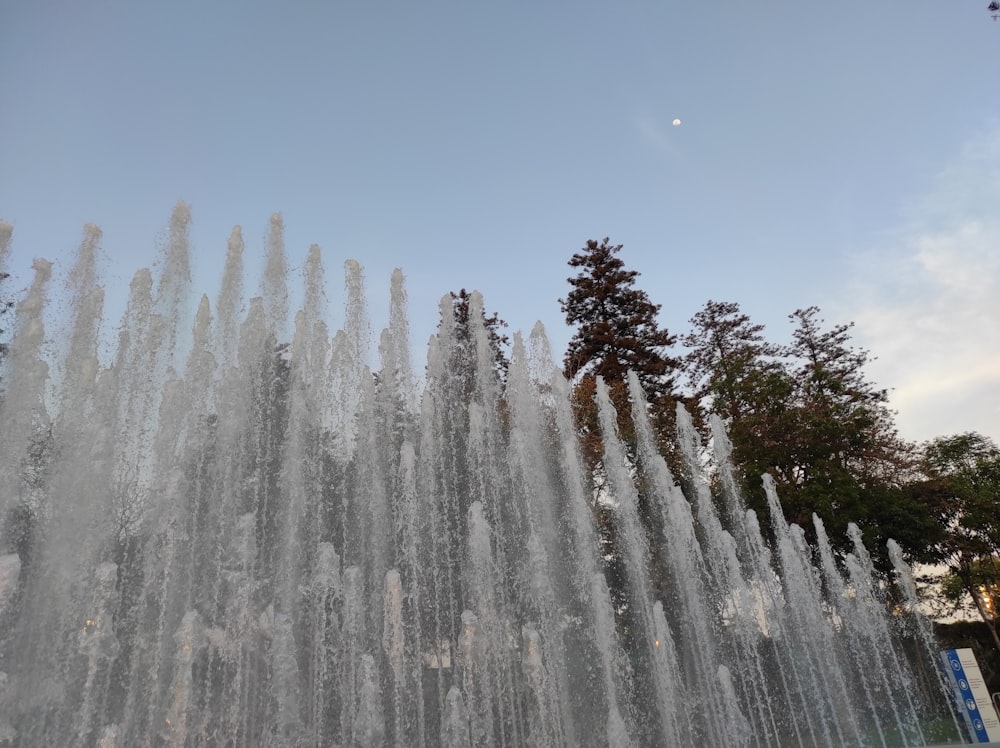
[633,114,684,161]
[840,127,1000,444]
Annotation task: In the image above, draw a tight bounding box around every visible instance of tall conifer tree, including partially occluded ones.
[448,288,510,382]
[682,300,783,427]
[561,238,677,398]
[560,238,680,465]
[560,238,680,627]
[682,302,923,563]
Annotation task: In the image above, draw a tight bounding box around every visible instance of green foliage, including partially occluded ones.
[783,307,904,480]
[561,238,678,397]
[683,303,920,563]
[909,433,1000,647]
[560,238,684,641]
[561,238,681,469]
[683,300,782,424]
[447,288,510,381]
[917,432,1000,563]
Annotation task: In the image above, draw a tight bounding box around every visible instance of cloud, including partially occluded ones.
[840,127,1000,444]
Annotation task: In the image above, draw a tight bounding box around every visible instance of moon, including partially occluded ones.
[672,118,681,126]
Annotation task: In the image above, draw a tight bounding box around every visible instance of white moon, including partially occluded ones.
[672,118,681,126]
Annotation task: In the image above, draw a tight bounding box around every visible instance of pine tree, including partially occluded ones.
[682,300,783,427]
[560,238,680,467]
[562,239,677,396]
[560,238,680,634]
[741,307,915,557]
[448,288,510,382]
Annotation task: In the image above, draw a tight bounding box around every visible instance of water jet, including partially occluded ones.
[0,208,963,746]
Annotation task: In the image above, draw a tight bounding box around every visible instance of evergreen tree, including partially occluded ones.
[448,288,510,382]
[754,308,915,555]
[562,238,677,396]
[560,238,680,467]
[682,300,783,427]
[683,303,920,560]
[560,238,680,635]
[431,288,510,536]
[418,291,512,656]
[784,306,910,496]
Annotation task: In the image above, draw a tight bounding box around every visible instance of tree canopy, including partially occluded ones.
[559,238,686,628]
[680,302,921,562]
[560,238,681,471]
[561,238,677,397]
[682,300,781,424]
[908,433,1000,649]
[447,288,510,381]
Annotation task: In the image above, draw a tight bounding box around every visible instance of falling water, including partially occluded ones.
[0,207,962,746]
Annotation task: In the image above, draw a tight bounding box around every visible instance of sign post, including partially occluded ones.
[941,648,1000,743]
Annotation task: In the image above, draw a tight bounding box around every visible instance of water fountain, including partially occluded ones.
[0,206,963,746]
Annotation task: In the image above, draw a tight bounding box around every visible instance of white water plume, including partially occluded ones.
[0,211,963,747]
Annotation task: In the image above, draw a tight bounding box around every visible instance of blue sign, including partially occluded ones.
[941,649,997,743]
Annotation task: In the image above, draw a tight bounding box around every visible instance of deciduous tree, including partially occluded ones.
[684,303,919,560]
[909,433,1000,651]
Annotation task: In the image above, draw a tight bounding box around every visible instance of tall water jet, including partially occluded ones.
[0,213,964,747]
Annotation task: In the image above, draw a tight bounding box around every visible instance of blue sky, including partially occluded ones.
[2,0,998,443]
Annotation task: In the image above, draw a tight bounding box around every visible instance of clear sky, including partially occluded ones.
[1,0,998,444]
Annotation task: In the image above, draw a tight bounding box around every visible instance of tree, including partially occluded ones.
[681,300,802,532]
[909,433,1000,652]
[448,288,510,382]
[429,288,511,529]
[685,304,920,560]
[560,238,681,635]
[411,291,513,662]
[682,300,784,430]
[560,238,680,467]
[562,239,677,397]
[771,310,919,559]
[788,308,900,454]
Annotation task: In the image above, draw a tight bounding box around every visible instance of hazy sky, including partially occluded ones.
[2,0,998,443]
